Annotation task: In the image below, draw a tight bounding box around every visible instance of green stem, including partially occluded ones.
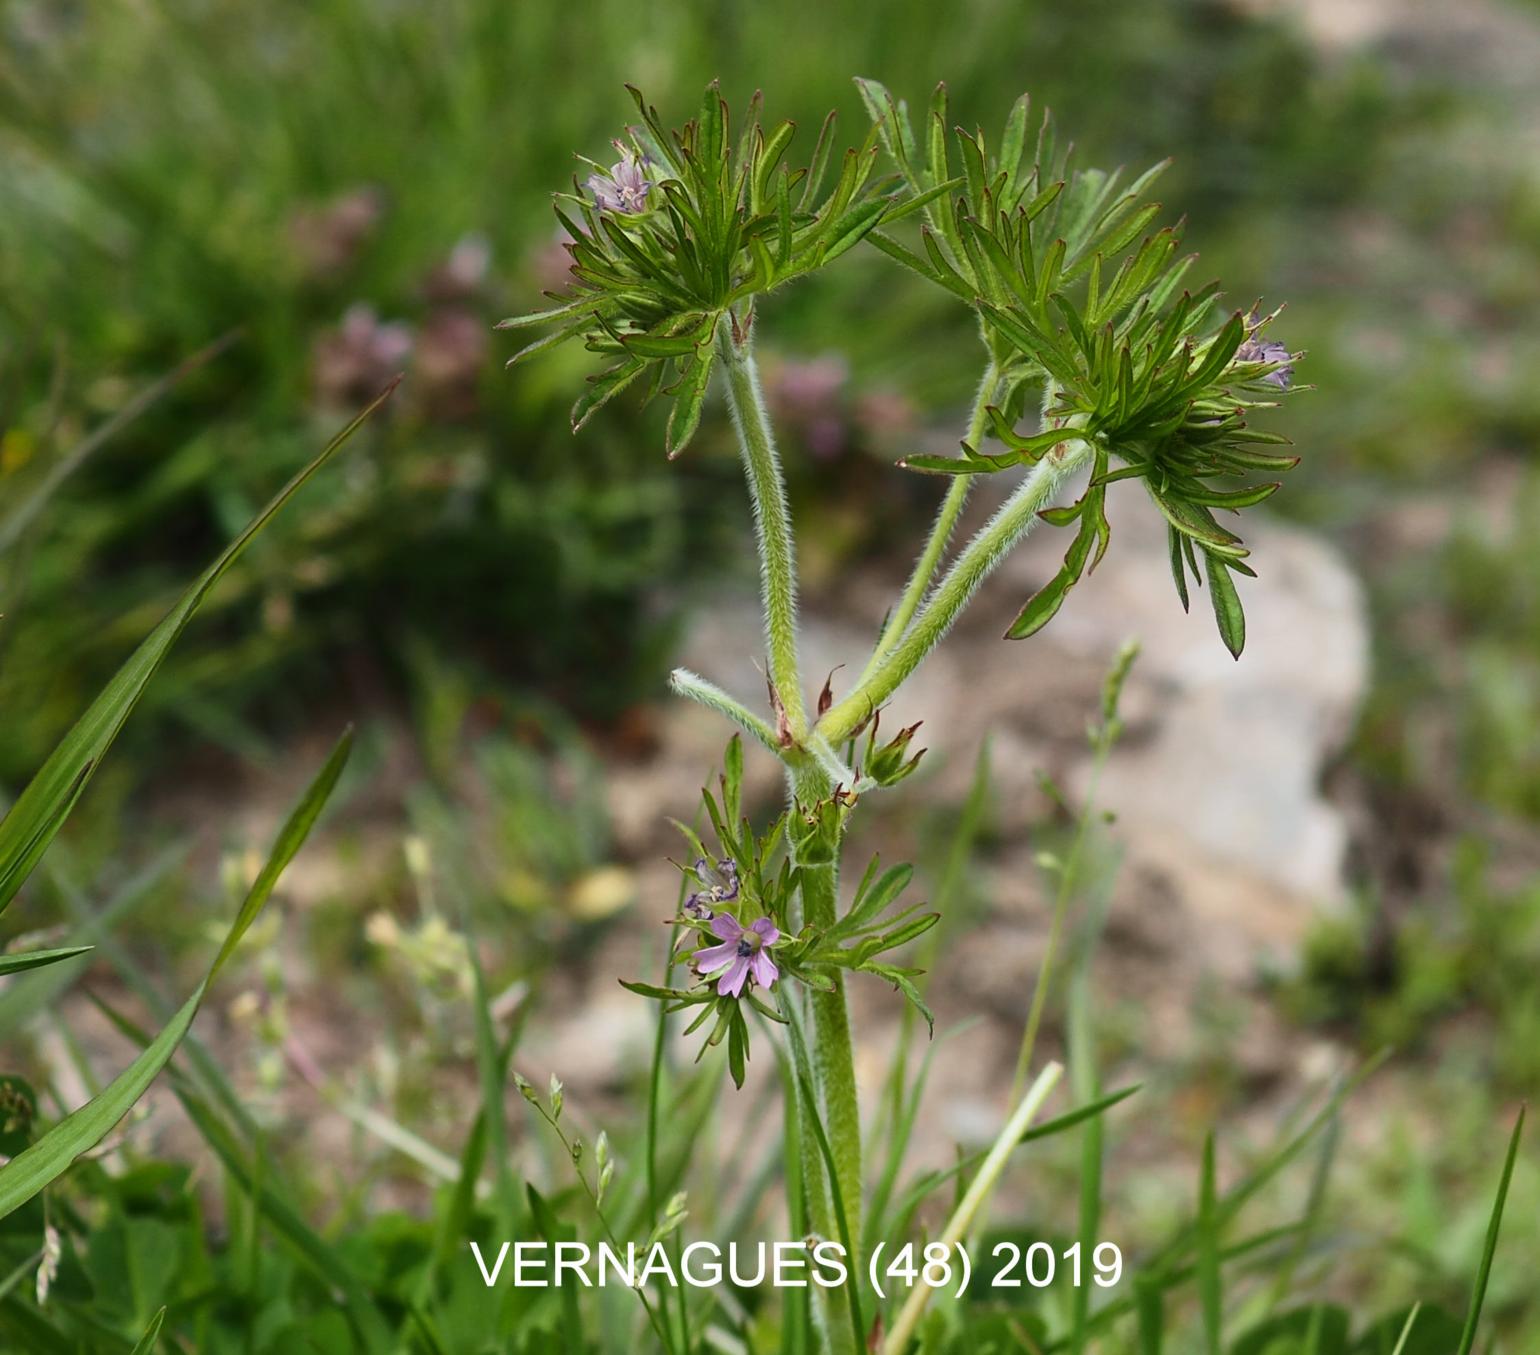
[668,667,782,755]
[718,321,807,736]
[857,365,999,685]
[715,315,862,1350]
[789,767,863,1265]
[820,436,1095,744]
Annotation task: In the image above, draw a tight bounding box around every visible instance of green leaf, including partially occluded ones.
[866,230,972,299]
[998,92,1032,195]
[494,298,598,330]
[722,732,744,824]
[978,301,1082,390]
[622,331,705,358]
[1182,481,1281,510]
[0,945,93,977]
[0,728,354,1219]
[1168,526,1191,613]
[843,862,914,934]
[0,386,392,921]
[1005,564,1077,640]
[1135,1277,1164,1355]
[1205,555,1246,659]
[619,979,706,1002]
[819,198,889,266]
[666,351,714,459]
[926,83,950,191]
[882,175,965,226]
[1198,1131,1222,1355]
[899,446,1015,475]
[129,1308,166,1355]
[985,408,1077,459]
[727,1004,748,1089]
[854,77,917,187]
[1455,1107,1525,1355]
[889,972,934,1037]
[1015,1083,1140,1147]
[1038,502,1084,527]
[571,358,649,431]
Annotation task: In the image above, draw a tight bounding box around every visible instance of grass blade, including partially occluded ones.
[1390,1303,1421,1355]
[0,945,92,976]
[0,381,394,919]
[0,728,353,1218]
[1198,1131,1222,1355]
[0,330,240,556]
[129,1307,166,1355]
[1455,1106,1525,1355]
[173,1083,395,1352]
[0,844,183,1041]
[464,905,520,1230]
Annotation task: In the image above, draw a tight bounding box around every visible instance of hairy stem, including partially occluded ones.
[786,762,863,1355]
[820,435,1094,744]
[716,316,862,1349]
[718,321,807,736]
[857,364,1000,685]
[668,667,782,754]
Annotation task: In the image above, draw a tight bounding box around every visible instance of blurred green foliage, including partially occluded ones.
[0,0,1412,783]
[1290,838,1540,1089]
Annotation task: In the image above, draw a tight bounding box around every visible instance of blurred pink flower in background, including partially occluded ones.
[311,304,413,408]
[765,353,850,459]
[288,186,386,283]
[416,307,489,419]
[422,234,493,305]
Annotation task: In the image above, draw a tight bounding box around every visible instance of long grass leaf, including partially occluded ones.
[0,382,394,918]
[1455,1107,1525,1355]
[1198,1132,1222,1355]
[0,945,92,976]
[129,1308,166,1355]
[174,1083,395,1352]
[0,729,353,1218]
[0,845,182,1040]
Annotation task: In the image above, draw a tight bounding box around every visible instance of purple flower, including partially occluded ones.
[684,857,738,920]
[586,144,653,214]
[692,915,780,997]
[1234,334,1293,390]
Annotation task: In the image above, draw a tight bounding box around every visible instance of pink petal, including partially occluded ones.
[709,914,743,942]
[750,917,780,944]
[718,956,750,997]
[692,942,738,972]
[750,951,779,989]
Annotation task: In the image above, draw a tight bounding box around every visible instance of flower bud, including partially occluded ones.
[864,715,926,788]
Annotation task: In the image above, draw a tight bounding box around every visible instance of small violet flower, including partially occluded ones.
[1234,332,1293,390]
[693,914,780,998]
[587,143,653,215]
[684,857,737,920]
